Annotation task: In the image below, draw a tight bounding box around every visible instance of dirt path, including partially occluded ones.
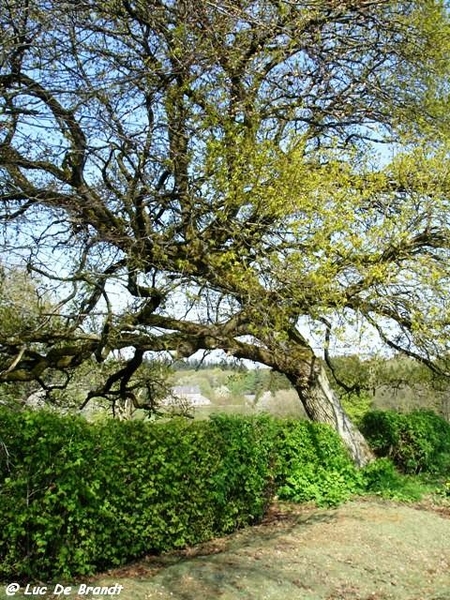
[80,499,450,600]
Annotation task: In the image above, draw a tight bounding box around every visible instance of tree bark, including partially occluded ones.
[225,331,376,467]
[291,361,375,468]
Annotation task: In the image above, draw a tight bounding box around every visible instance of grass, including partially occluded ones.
[360,458,450,506]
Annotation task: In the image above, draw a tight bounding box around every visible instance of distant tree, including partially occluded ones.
[326,354,450,422]
[1,1,450,464]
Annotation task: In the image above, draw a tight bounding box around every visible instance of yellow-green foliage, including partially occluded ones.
[341,391,373,427]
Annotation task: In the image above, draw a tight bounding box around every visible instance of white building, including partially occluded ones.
[162,385,212,407]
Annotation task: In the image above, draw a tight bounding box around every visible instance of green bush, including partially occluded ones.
[0,410,279,582]
[360,458,433,502]
[340,391,373,426]
[361,458,400,492]
[274,420,362,506]
[440,480,450,497]
[360,409,450,475]
[4,408,421,582]
[208,414,279,528]
[0,409,101,580]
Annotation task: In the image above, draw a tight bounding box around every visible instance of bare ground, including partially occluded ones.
[77,498,450,600]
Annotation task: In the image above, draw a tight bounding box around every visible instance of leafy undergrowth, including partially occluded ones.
[4,496,448,600]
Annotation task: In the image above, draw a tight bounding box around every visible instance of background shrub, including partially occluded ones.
[360,409,450,475]
[340,391,373,426]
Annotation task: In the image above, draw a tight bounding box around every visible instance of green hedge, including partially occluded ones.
[273,419,361,506]
[0,409,358,582]
[360,409,450,475]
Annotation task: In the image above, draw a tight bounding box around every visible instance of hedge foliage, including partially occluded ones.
[0,409,357,582]
[274,419,361,506]
[360,409,450,475]
[3,408,447,582]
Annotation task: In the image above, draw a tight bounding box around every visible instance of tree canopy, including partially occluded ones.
[1,0,450,464]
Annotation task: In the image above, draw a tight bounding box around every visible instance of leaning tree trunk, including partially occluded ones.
[223,325,375,467]
[235,332,376,468]
[290,360,375,468]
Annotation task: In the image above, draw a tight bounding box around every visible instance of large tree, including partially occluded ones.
[1,0,450,465]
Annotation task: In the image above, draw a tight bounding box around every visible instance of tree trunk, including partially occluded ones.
[290,360,375,467]
[230,333,376,467]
